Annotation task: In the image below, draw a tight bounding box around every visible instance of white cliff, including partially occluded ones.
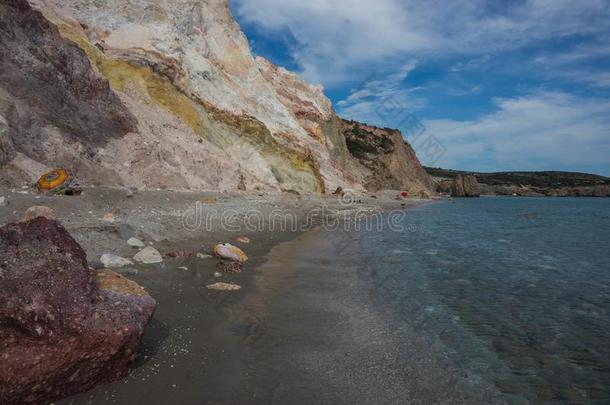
[0,0,433,195]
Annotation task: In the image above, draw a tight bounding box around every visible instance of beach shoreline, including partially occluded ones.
[0,186,434,404]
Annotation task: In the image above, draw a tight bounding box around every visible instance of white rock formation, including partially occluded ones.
[0,0,433,195]
[24,0,356,193]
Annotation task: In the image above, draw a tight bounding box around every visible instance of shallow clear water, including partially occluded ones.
[359,197,610,403]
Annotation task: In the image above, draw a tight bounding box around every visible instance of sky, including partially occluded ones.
[230,0,610,175]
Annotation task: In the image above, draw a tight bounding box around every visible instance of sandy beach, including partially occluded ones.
[0,186,432,404]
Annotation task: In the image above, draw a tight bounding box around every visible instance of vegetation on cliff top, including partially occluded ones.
[343,122,394,159]
[425,167,610,189]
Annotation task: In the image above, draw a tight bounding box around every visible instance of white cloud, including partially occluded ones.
[232,0,432,84]
[232,0,610,86]
[336,62,426,126]
[425,92,610,173]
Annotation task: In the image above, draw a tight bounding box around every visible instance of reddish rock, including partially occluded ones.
[0,218,156,404]
[165,250,196,258]
[217,260,244,274]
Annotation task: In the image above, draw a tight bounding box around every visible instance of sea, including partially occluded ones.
[348,197,610,403]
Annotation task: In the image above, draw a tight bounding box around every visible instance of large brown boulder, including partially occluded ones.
[0,217,156,404]
[452,174,480,197]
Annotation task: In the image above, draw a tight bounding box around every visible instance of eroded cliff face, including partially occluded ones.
[0,0,435,195]
[342,121,435,196]
[0,0,137,186]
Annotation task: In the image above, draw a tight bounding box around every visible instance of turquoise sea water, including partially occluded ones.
[359,197,610,403]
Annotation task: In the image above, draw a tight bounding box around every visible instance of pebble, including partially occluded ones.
[217,260,243,274]
[89,260,105,270]
[177,266,189,271]
[100,254,133,269]
[133,246,163,264]
[236,236,250,244]
[196,253,213,259]
[206,282,241,291]
[212,243,248,263]
[0,196,7,207]
[102,213,115,223]
[127,237,146,248]
[22,206,56,222]
[214,272,222,278]
[115,268,139,277]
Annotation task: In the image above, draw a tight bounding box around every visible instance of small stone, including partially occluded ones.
[100,254,133,269]
[89,260,105,270]
[213,243,248,263]
[177,266,188,271]
[196,253,213,259]
[0,196,7,207]
[127,237,145,248]
[102,213,115,223]
[235,236,250,244]
[214,272,222,278]
[22,206,56,222]
[115,268,139,277]
[206,282,241,291]
[133,246,163,264]
[166,250,195,258]
[217,260,243,274]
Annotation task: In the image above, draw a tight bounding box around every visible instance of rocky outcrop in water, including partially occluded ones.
[0,217,156,404]
[451,174,480,197]
[0,0,435,195]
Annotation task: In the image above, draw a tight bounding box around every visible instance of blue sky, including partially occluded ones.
[230,0,610,175]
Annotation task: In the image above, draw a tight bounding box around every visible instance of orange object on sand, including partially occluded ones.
[37,168,81,195]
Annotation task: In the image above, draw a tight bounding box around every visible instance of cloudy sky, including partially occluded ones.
[230,0,610,175]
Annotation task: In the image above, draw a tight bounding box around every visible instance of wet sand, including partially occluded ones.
[231,227,502,404]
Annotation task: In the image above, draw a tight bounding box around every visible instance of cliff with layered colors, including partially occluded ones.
[0,0,434,196]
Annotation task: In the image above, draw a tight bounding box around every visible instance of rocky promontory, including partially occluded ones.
[427,167,610,197]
